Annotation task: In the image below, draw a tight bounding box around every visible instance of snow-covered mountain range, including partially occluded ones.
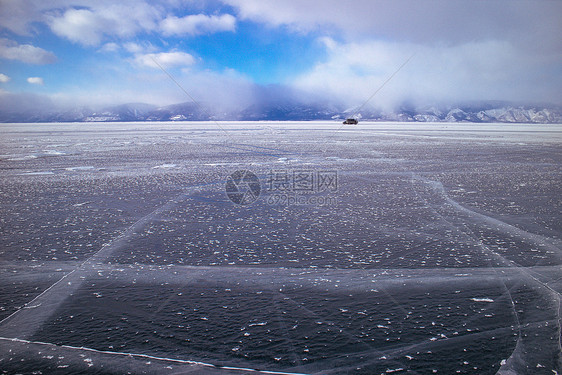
[1,100,560,123]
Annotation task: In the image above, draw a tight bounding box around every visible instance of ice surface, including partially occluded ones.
[0,121,560,374]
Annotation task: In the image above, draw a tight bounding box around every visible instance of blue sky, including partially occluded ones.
[0,0,561,111]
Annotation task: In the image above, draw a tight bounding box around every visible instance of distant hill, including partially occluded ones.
[1,100,560,124]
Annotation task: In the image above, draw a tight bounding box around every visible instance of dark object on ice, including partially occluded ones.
[343,118,358,125]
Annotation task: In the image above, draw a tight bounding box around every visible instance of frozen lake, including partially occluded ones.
[0,121,560,374]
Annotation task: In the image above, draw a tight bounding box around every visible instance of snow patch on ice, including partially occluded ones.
[66,166,95,171]
[471,297,494,303]
[152,164,177,169]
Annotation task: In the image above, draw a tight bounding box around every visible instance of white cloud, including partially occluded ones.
[124,42,144,54]
[0,90,55,114]
[49,8,103,46]
[42,64,256,111]
[99,42,119,53]
[39,3,235,46]
[1,1,238,45]
[0,63,256,117]
[123,41,157,54]
[0,1,160,38]
[0,73,10,83]
[174,68,256,110]
[219,0,562,108]
[224,0,562,50]
[27,77,44,85]
[0,38,56,64]
[293,38,561,109]
[160,14,236,36]
[0,0,43,35]
[47,2,162,46]
[135,51,196,69]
